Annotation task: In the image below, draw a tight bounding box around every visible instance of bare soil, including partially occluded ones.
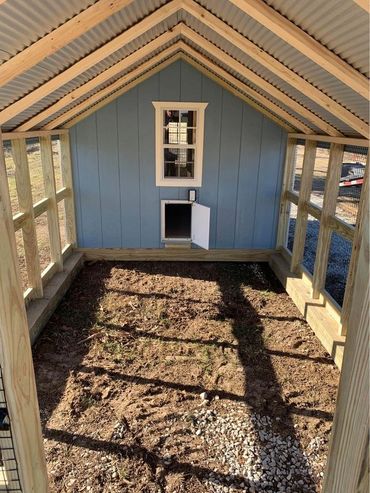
[33,261,340,493]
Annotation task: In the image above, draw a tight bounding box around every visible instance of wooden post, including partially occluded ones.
[0,130,49,492]
[276,138,296,248]
[322,174,369,492]
[290,140,317,272]
[11,138,43,297]
[59,133,77,247]
[40,136,63,271]
[312,143,344,298]
[340,154,368,335]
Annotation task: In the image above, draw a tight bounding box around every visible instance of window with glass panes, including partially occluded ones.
[153,102,208,187]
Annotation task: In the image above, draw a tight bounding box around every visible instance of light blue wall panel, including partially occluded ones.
[70,60,287,250]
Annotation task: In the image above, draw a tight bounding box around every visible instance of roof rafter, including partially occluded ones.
[0,0,136,87]
[180,25,342,136]
[353,0,370,13]
[45,40,309,133]
[0,0,181,126]
[228,0,369,100]
[183,0,369,138]
[16,27,181,131]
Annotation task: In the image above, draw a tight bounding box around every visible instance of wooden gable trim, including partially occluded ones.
[15,28,181,131]
[0,0,135,87]
[180,25,342,136]
[0,0,181,126]
[183,0,369,138]
[228,0,369,100]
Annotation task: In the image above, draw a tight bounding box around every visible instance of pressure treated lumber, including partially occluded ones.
[276,139,297,247]
[2,129,68,140]
[228,0,369,99]
[182,0,369,138]
[322,177,369,492]
[181,25,340,136]
[60,133,77,246]
[40,135,63,271]
[11,138,43,297]
[0,0,135,87]
[353,0,370,13]
[340,155,369,335]
[0,130,49,492]
[290,140,317,272]
[17,29,179,131]
[288,133,370,147]
[312,144,344,298]
[181,46,303,132]
[47,48,182,129]
[0,0,181,125]
[77,248,274,262]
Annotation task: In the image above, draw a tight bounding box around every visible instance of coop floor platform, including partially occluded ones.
[33,261,339,493]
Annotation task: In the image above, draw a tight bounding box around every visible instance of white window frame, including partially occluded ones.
[153,101,208,187]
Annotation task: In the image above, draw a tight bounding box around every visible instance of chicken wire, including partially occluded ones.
[325,232,352,306]
[0,368,22,492]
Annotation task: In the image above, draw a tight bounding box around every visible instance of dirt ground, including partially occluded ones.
[33,261,340,493]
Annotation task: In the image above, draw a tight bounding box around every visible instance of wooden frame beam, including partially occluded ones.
[0,0,135,87]
[59,133,77,246]
[312,144,344,298]
[45,47,183,129]
[180,25,341,136]
[11,139,43,298]
[323,183,369,491]
[353,0,370,13]
[0,129,48,492]
[290,140,317,272]
[2,129,68,141]
[0,0,181,126]
[182,0,369,138]
[288,133,369,147]
[16,28,180,131]
[228,0,369,100]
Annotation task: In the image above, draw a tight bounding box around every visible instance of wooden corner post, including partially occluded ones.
[59,132,77,247]
[0,129,49,491]
[323,168,369,492]
[276,137,296,248]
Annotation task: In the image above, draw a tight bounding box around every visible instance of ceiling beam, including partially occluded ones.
[228,0,369,100]
[180,44,307,133]
[180,25,341,136]
[0,0,181,126]
[46,40,306,133]
[183,0,369,138]
[44,45,182,129]
[353,0,370,13]
[15,27,181,131]
[0,0,136,87]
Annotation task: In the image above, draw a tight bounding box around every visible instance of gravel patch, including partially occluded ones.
[186,404,326,493]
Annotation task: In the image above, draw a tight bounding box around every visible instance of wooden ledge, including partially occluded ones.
[269,252,345,368]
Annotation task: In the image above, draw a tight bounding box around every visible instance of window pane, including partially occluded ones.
[180,110,197,127]
[163,109,179,126]
[164,148,195,178]
[164,124,196,145]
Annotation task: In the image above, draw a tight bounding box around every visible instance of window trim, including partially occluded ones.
[153,101,208,187]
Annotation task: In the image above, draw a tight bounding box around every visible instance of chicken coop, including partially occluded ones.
[0,0,368,492]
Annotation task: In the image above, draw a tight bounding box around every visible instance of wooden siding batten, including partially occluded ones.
[59,133,77,247]
[322,180,369,492]
[40,135,63,271]
[290,140,317,272]
[340,154,369,335]
[11,138,43,298]
[311,143,344,298]
[276,138,296,248]
[0,129,49,492]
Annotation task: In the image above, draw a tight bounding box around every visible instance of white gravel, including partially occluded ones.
[186,405,326,493]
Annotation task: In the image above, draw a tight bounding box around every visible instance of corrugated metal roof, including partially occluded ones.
[0,0,368,136]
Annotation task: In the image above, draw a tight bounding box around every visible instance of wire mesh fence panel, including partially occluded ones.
[26,140,46,205]
[325,232,352,306]
[0,368,22,493]
[302,214,320,275]
[309,146,330,209]
[287,202,297,252]
[35,212,52,273]
[292,144,305,193]
[335,148,367,226]
[52,138,63,191]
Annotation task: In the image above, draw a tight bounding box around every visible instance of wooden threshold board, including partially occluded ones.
[27,252,84,344]
[77,248,275,262]
[269,252,345,368]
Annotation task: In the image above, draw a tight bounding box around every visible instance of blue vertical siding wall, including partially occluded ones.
[70,60,287,249]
